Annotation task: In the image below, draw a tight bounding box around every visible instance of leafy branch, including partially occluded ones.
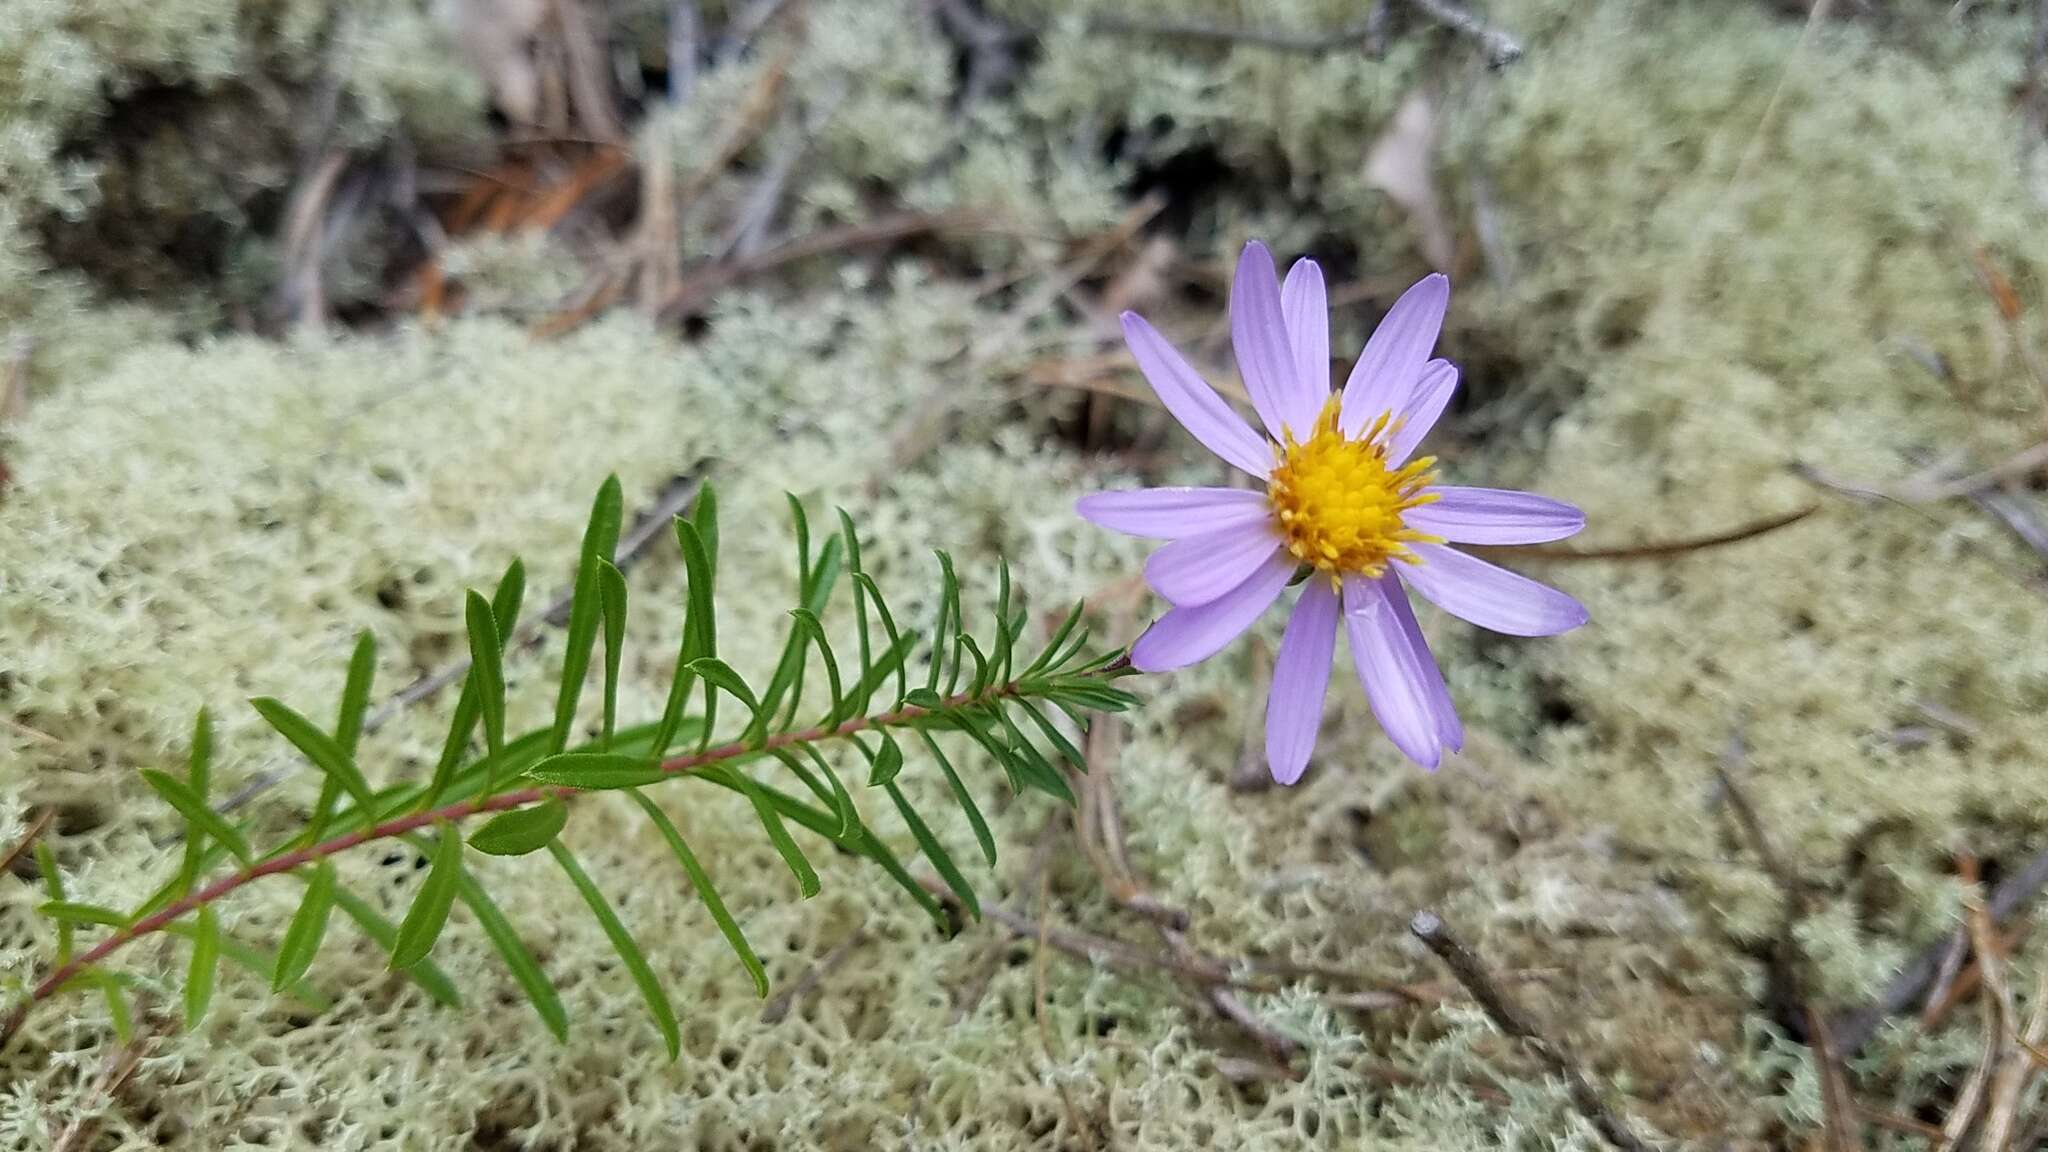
[4,478,1135,1055]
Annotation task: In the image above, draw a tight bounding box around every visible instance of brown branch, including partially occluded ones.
[659,209,1011,320]
[1501,504,1818,562]
[1409,911,1652,1152]
[0,807,55,876]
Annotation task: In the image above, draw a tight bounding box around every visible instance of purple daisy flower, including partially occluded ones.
[1077,241,1588,783]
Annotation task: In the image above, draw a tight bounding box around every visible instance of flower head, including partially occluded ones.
[1077,242,1588,782]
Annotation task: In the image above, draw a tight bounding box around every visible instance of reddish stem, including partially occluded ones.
[3,685,1015,1045]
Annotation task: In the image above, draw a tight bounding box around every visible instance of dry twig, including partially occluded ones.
[0,808,55,876]
[1409,911,1652,1152]
[1502,504,1819,562]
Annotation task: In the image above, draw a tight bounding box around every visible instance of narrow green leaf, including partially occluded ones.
[1021,601,1085,679]
[93,971,134,1042]
[35,842,71,964]
[996,708,1075,804]
[164,919,335,1012]
[251,697,378,816]
[38,901,126,927]
[652,518,714,758]
[796,745,861,842]
[390,824,464,969]
[185,906,220,1027]
[864,731,905,787]
[427,559,524,807]
[959,634,991,697]
[464,590,507,760]
[177,708,213,895]
[141,769,252,865]
[905,687,944,710]
[692,481,721,569]
[628,790,768,996]
[690,657,762,736]
[883,782,978,920]
[469,798,569,856]
[939,552,965,695]
[523,752,665,790]
[915,728,997,867]
[597,560,628,749]
[732,770,820,897]
[767,746,834,811]
[1017,698,1086,772]
[926,551,956,694]
[837,510,875,717]
[851,573,909,709]
[786,492,813,589]
[550,476,624,756]
[848,626,920,718]
[336,630,377,756]
[447,860,567,1040]
[329,886,461,1007]
[789,610,845,727]
[274,862,337,991]
[991,558,1015,685]
[547,842,680,1060]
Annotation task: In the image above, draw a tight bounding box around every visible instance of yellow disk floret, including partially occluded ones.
[1267,397,1441,579]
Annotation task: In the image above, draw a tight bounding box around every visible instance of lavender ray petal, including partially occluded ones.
[1341,575,1444,769]
[1402,487,1585,545]
[1386,359,1459,464]
[1279,257,1331,434]
[1145,525,1285,607]
[1122,311,1274,478]
[1129,550,1296,672]
[1265,578,1339,785]
[1230,241,1303,443]
[1076,487,1273,540]
[1339,274,1449,438]
[1398,544,1589,637]
[1377,572,1463,753]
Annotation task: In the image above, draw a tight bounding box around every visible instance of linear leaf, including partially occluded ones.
[274,862,337,991]
[427,560,525,807]
[837,509,875,717]
[991,558,1014,685]
[848,626,920,718]
[792,744,860,842]
[92,971,134,1042]
[1016,698,1086,772]
[548,842,680,1060]
[851,573,909,709]
[550,476,623,756]
[163,919,332,1012]
[491,556,527,640]
[1021,601,1085,678]
[789,609,845,726]
[464,590,506,760]
[926,551,956,694]
[692,481,720,568]
[141,769,252,865]
[328,886,461,1007]
[251,697,377,816]
[185,906,220,1027]
[959,634,991,696]
[469,798,569,856]
[35,842,70,963]
[883,781,979,920]
[939,552,965,695]
[628,790,767,997]
[996,707,1075,804]
[336,630,376,756]
[864,731,904,787]
[178,708,213,895]
[390,824,464,969]
[597,559,629,749]
[915,728,996,866]
[524,752,665,790]
[447,862,567,1041]
[690,657,761,733]
[731,770,820,897]
[653,518,715,758]
[38,901,126,927]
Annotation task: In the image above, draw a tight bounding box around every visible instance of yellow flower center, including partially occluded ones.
[1267,396,1441,580]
